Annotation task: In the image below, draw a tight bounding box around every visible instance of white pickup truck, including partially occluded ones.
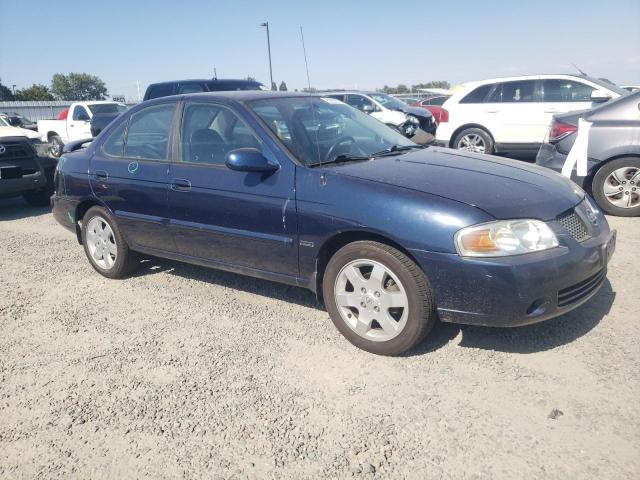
[37,101,127,157]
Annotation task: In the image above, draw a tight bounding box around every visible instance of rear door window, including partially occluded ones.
[103,121,127,157]
[487,81,537,103]
[123,104,176,161]
[542,79,594,102]
[72,105,90,120]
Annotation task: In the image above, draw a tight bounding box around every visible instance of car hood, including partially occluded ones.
[393,105,433,118]
[325,147,582,220]
[0,125,43,141]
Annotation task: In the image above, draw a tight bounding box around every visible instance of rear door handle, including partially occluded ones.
[171,178,191,192]
[95,170,108,180]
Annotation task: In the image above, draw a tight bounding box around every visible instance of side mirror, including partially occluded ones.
[591,90,611,103]
[225,148,279,173]
[362,104,375,114]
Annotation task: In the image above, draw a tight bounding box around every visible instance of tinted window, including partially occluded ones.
[72,106,90,121]
[327,94,345,102]
[146,83,174,100]
[425,96,449,106]
[205,81,263,91]
[123,104,175,160]
[496,80,537,102]
[180,103,260,165]
[542,79,594,102]
[103,121,127,156]
[88,104,128,115]
[179,83,205,94]
[345,94,375,111]
[459,84,493,104]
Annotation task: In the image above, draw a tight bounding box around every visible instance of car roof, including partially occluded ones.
[148,78,263,86]
[320,90,380,96]
[141,90,320,106]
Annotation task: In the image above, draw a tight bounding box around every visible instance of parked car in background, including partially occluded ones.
[536,91,640,216]
[0,112,38,131]
[412,96,451,125]
[398,97,420,105]
[37,101,127,157]
[143,78,266,101]
[435,74,628,155]
[621,85,639,92]
[0,126,54,206]
[323,91,436,140]
[52,92,615,355]
[89,103,129,137]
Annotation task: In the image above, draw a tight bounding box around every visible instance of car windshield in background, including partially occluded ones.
[88,104,128,115]
[585,76,630,96]
[370,93,410,110]
[249,96,415,166]
[206,81,265,91]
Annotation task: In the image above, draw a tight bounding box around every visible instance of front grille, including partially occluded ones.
[557,208,590,242]
[0,141,34,162]
[557,268,606,308]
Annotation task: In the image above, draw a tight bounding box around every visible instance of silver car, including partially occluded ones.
[536,91,640,216]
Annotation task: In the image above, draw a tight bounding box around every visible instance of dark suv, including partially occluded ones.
[0,134,53,206]
[143,78,265,101]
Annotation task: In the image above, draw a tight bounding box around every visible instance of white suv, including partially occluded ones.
[435,74,627,155]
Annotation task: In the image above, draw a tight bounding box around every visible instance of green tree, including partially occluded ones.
[51,72,108,100]
[246,76,257,82]
[0,79,14,101]
[396,84,410,94]
[15,84,55,101]
[279,81,288,91]
[411,81,451,90]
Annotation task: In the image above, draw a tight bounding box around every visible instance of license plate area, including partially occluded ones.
[0,166,22,179]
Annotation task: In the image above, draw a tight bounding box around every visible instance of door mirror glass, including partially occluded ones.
[225,148,279,173]
[362,104,374,114]
[591,89,611,103]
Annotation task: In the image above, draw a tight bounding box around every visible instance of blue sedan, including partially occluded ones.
[51,92,616,355]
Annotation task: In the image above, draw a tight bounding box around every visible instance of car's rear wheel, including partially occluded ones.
[592,158,640,217]
[323,241,436,356]
[453,128,494,155]
[81,206,139,278]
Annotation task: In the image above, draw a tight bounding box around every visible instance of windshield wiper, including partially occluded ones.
[308,154,372,167]
[370,144,426,157]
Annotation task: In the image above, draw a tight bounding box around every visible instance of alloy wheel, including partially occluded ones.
[333,259,409,342]
[458,134,486,153]
[602,167,640,209]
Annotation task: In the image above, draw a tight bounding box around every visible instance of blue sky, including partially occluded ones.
[1,0,639,99]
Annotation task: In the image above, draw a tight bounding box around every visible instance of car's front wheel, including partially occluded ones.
[592,157,640,216]
[81,206,139,278]
[49,135,63,158]
[323,241,436,355]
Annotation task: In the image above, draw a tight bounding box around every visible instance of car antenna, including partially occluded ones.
[213,67,218,80]
[300,25,322,167]
[571,63,587,76]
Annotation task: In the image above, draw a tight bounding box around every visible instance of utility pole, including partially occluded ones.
[260,22,274,90]
[12,85,16,95]
[136,80,141,103]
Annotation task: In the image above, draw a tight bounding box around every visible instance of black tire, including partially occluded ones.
[22,188,51,207]
[49,134,63,158]
[322,241,436,356]
[81,206,139,278]
[591,157,640,217]
[453,127,494,155]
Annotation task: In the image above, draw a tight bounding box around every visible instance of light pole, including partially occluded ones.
[260,22,274,90]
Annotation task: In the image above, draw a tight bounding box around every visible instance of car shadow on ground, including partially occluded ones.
[406,279,616,356]
[133,257,324,311]
[0,197,50,221]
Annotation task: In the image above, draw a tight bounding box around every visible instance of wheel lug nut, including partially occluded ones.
[374,306,380,312]
[624,191,629,195]
[374,291,380,297]
[360,302,366,308]
[622,181,627,184]
[361,288,366,294]
[619,186,624,190]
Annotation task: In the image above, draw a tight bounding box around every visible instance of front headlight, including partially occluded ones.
[408,115,420,124]
[455,219,559,257]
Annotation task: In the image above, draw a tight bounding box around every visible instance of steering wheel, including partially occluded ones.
[325,136,363,161]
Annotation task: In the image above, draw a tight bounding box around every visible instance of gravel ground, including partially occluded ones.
[1,197,638,479]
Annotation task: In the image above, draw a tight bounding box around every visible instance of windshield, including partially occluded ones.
[249,96,416,166]
[585,77,630,96]
[88,104,128,115]
[369,93,408,110]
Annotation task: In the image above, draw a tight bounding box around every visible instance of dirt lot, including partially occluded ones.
[1,197,638,480]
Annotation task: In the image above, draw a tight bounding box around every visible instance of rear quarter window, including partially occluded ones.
[145,84,175,100]
[459,84,493,104]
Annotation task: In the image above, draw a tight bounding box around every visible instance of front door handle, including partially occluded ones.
[171,178,191,192]
[94,170,108,180]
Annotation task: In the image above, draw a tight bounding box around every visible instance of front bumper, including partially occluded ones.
[51,194,79,234]
[410,210,615,327]
[0,170,47,197]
